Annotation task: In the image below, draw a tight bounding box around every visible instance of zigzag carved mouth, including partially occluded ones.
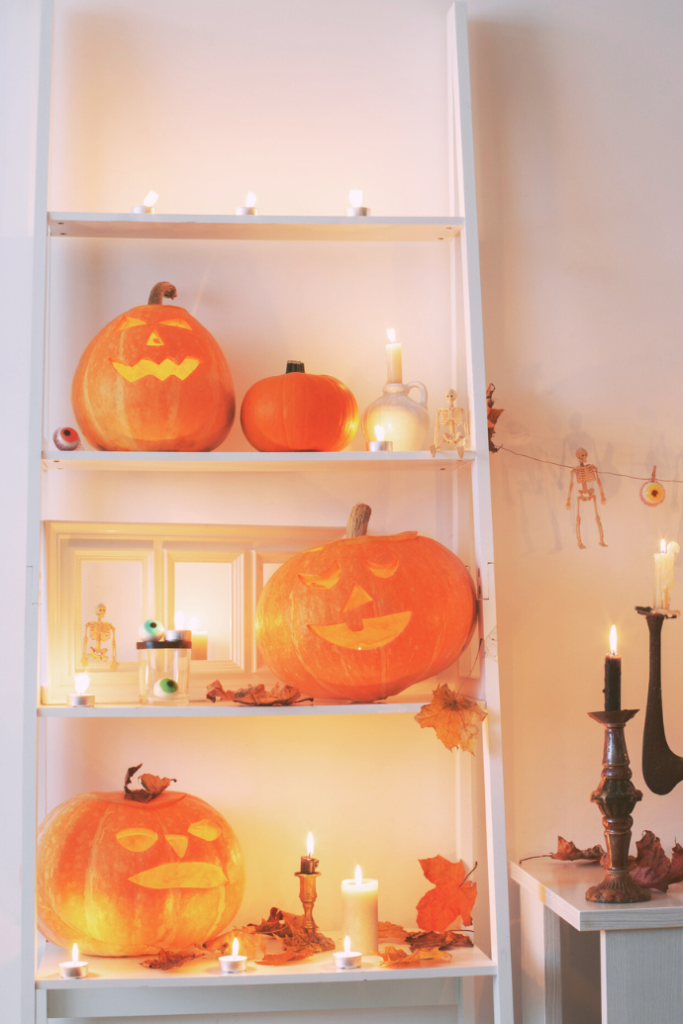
[111,357,200,383]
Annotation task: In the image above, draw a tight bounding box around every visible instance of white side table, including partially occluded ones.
[511,859,683,1024]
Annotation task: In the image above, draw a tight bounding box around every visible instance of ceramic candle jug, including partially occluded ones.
[361,379,429,451]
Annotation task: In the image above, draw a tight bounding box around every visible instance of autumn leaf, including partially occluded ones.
[416,855,477,931]
[629,831,672,892]
[520,836,605,865]
[668,842,683,886]
[257,948,317,965]
[378,921,409,941]
[207,681,312,706]
[204,928,266,961]
[415,684,487,753]
[378,945,452,967]
[124,764,176,803]
[405,929,473,950]
[249,907,334,957]
[140,948,202,970]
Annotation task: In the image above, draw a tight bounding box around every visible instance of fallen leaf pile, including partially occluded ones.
[204,927,266,962]
[415,684,487,753]
[416,855,478,931]
[250,906,335,964]
[378,921,409,941]
[140,948,202,970]
[124,764,176,803]
[206,681,312,706]
[378,945,452,967]
[521,832,683,893]
[405,929,473,950]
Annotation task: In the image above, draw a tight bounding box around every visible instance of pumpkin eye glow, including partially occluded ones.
[162,318,193,330]
[366,558,399,578]
[188,819,223,841]
[165,834,189,858]
[298,562,342,589]
[116,827,159,852]
[117,317,147,331]
[145,329,165,347]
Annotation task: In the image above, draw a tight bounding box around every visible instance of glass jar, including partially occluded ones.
[137,630,192,705]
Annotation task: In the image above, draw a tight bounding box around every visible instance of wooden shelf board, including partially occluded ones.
[36,937,496,989]
[511,859,683,931]
[41,450,475,473]
[48,213,464,242]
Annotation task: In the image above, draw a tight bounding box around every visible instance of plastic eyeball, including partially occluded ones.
[153,677,179,697]
[640,481,666,507]
[53,427,81,451]
[139,619,165,641]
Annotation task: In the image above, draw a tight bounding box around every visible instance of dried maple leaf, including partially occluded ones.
[204,928,266,961]
[405,929,473,950]
[416,855,477,931]
[257,948,317,965]
[668,842,683,886]
[520,836,605,865]
[207,681,312,706]
[140,948,202,970]
[629,831,671,892]
[378,945,452,966]
[249,907,334,954]
[415,685,487,753]
[378,921,409,941]
[124,764,176,803]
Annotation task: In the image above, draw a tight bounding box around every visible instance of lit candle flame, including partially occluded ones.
[188,615,199,631]
[354,864,362,885]
[307,832,314,856]
[349,189,363,207]
[245,192,257,206]
[374,425,385,442]
[386,328,396,343]
[610,625,617,656]
[71,943,79,965]
[174,610,186,629]
[232,937,240,957]
[143,191,158,207]
[344,935,351,954]
[661,539,667,554]
[74,674,90,696]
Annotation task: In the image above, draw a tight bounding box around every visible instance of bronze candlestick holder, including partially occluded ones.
[295,867,320,934]
[585,709,650,904]
[637,607,683,795]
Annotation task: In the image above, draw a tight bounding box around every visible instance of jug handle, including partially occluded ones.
[405,380,428,408]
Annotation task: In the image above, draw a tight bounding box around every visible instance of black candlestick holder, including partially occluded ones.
[637,607,683,795]
[585,709,650,904]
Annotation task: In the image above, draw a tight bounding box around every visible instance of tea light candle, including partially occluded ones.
[385,328,402,383]
[59,943,88,979]
[131,190,158,214]
[347,189,370,216]
[603,625,621,712]
[367,424,393,452]
[236,192,258,215]
[654,540,680,610]
[300,831,319,874]
[333,935,362,970]
[341,865,378,954]
[69,673,94,708]
[219,937,247,974]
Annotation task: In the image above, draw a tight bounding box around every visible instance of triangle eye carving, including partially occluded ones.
[118,316,147,331]
[162,318,192,330]
[146,329,164,347]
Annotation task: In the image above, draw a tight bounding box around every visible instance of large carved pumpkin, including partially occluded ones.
[256,504,478,702]
[37,779,245,956]
[72,282,235,452]
[240,360,358,452]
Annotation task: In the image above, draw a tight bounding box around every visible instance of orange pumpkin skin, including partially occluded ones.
[72,293,235,451]
[240,365,358,452]
[36,790,245,956]
[256,532,478,701]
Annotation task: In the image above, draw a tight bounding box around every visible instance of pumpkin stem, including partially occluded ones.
[124,763,176,803]
[148,282,178,305]
[345,503,372,538]
[286,360,305,373]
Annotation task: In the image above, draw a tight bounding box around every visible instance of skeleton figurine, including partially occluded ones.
[81,602,117,668]
[429,389,469,458]
[565,448,608,549]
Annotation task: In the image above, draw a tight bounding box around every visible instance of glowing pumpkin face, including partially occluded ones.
[256,530,478,702]
[36,790,245,956]
[71,282,235,452]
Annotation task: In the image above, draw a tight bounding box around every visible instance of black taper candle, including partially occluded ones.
[604,654,622,711]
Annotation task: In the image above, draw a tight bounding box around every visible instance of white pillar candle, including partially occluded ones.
[341,865,378,954]
[385,328,402,383]
[654,540,680,610]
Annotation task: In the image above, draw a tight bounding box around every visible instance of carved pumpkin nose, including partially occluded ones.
[146,329,164,346]
[343,585,373,613]
[165,834,189,858]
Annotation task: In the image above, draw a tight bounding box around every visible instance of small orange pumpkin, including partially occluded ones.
[256,504,478,702]
[72,282,235,452]
[240,360,358,452]
[36,777,245,956]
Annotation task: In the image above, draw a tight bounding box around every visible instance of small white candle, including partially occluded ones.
[69,674,94,708]
[333,934,362,970]
[219,937,248,974]
[385,328,402,383]
[347,189,370,216]
[236,192,258,215]
[59,943,88,979]
[188,616,208,660]
[131,190,158,214]
[654,540,680,610]
[367,424,393,452]
[341,865,378,954]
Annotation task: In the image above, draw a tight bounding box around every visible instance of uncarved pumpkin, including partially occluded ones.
[240,360,358,452]
[72,282,235,452]
[256,504,478,702]
[37,788,245,956]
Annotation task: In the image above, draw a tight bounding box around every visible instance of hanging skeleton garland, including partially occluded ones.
[565,448,608,549]
[640,466,666,507]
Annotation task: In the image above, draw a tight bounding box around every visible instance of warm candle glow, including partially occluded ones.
[344,935,351,954]
[143,191,158,207]
[307,832,314,856]
[188,615,199,631]
[661,539,667,554]
[71,943,79,964]
[245,192,257,206]
[174,610,186,629]
[354,864,362,885]
[74,674,90,696]
[386,328,396,343]
[374,425,385,442]
[349,189,363,206]
[610,625,618,656]
[232,937,239,957]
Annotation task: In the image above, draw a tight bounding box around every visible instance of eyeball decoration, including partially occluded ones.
[139,619,165,641]
[153,677,179,697]
[641,467,666,507]
[53,427,81,451]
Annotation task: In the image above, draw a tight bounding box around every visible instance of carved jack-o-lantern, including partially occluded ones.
[36,785,245,956]
[71,282,235,452]
[256,504,478,702]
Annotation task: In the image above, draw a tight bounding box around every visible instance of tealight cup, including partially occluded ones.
[367,440,393,452]
[235,206,258,215]
[333,949,362,970]
[68,693,95,707]
[131,205,155,214]
[219,954,247,974]
[347,206,370,217]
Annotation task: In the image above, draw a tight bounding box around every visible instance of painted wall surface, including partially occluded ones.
[3,0,683,1023]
